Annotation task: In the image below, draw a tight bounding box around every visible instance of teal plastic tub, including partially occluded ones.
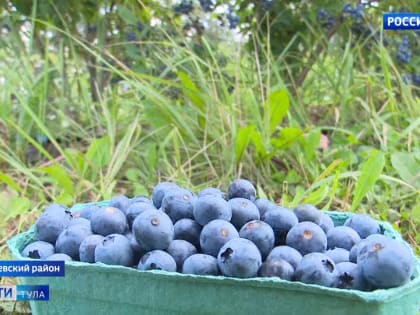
[7,203,420,315]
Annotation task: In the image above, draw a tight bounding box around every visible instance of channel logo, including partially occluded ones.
[383,13,420,30]
[0,285,49,301]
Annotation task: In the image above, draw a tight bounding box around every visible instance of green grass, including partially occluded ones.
[0,8,419,266]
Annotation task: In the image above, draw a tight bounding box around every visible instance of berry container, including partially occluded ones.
[7,201,420,315]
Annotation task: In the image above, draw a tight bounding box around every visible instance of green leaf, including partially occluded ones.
[264,89,289,135]
[391,152,420,189]
[351,150,385,210]
[6,197,30,219]
[303,129,321,161]
[302,184,329,205]
[85,136,111,169]
[117,5,138,25]
[177,71,205,112]
[0,172,21,192]
[38,164,74,196]
[235,125,254,163]
[271,127,303,149]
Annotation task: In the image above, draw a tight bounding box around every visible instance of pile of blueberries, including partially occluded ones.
[21,179,416,291]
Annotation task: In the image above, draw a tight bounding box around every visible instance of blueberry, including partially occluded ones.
[109,195,131,214]
[182,254,219,276]
[46,253,72,261]
[325,248,350,264]
[335,262,369,290]
[161,188,196,222]
[227,179,256,201]
[199,0,215,12]
[68,217,91,230]
[239,220,274,259]
[319,212,334,233]
[152,182,179,208]
[94,234,134,266]
[130,195,153,205]
[126,202,157,229]
[166,240,197,272]
[344,214,381,239]
[79,234,105,263]
[22,241,55,259]
[200,219,239,257]
[125,231,147,264]
[295,252,338,287]
[78,204,101,221]
[55,225,92,260]
[174,218,202,248]
[356,234,389,263]
[358,236,414,289]
[258,258,294,280]
[138,250,177,272]
[217,238,262,278]
[293,204,322,224]
[263,207,299,245]
[173,0,193,15]
[253,198,276,218]
[34,204,72,243]
[286,222,327,255]
[349,244,358,263]
[198,187,225,199]
[327,226,361,251]
[266,246,303,270]
[132,209,174,251]
[228,198,260,230]
[193,195,232,226]
[90,206,127,236]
